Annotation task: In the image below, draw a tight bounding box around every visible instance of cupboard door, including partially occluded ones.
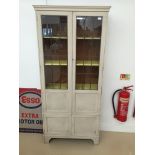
[46,92,71,113]
[42,15,68,89]
[73,116,99,136]
[46,115,71,135]
[73,12,104,91]
[38,12,72,91]
[74,93,99,113]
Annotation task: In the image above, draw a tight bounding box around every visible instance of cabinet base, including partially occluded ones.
[44,135,99,144]
[92,137,99,144]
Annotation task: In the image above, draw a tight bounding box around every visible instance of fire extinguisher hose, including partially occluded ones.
[112,89,121,117]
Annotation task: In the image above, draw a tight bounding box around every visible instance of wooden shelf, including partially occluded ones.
[76,72,97,75]
[46,83,67,89]
[77,37,101,40]
[46,83,97,90]
[76,83,98,90]
[76,60,99,66]
[45,60,99,66]
[43,36,67,39]
[45,60,67,66]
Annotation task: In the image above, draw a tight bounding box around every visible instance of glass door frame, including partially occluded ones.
[37,11,73,93]
[72,11,108,93]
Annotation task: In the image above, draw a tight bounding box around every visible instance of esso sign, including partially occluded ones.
[21,95,40,104]
[19,92,41,109]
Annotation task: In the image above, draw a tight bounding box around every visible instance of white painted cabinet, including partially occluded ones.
[34,5,110,144]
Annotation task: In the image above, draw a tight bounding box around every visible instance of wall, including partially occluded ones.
[19,0,135,132]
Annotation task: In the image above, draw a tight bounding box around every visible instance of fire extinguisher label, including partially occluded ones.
[120,104,128,116]
[120,97,129,103]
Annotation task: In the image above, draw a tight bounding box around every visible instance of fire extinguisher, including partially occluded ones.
[112,85,133,122]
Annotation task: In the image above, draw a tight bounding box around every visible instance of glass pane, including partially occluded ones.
[77,16,102,38]
[76,16,102,90]
[41,15,68,89]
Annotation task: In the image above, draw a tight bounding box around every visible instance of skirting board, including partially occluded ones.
[100,119,135,133]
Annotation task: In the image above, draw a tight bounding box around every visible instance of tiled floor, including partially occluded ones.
[19,131,135,155]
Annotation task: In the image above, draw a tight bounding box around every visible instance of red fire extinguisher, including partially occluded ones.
[112,85,133,122]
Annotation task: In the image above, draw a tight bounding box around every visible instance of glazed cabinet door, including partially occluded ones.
[72,12,107,136]
[36,11,72,135]
[72,12,106,113]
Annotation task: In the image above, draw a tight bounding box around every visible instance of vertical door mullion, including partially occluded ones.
[98,13,108,92]
[67,12,73,93]
[72,12,76,93]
